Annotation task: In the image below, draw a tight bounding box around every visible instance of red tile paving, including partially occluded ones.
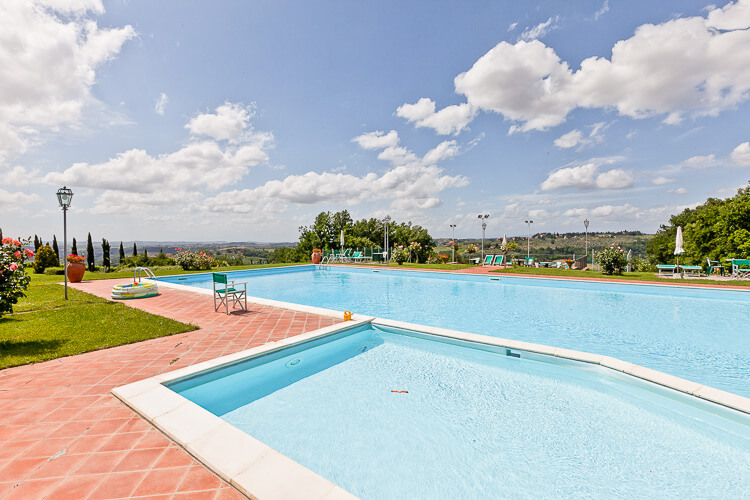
[0,278,340,499]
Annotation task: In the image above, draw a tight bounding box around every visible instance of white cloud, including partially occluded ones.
[201,166,468,214]
[731,141,750,166]
[154,93,168,115]
[0,1,134,164]
[186,102,256,141]
[351,130,399,150]
[0,188,40,211]
[43,103,273,197]
[652,176,675,185]
[2,166,37,186]
[669,187,688,194]
[681,154,719,169]
[396,98,476,135]
[423,140,459,165]
[520,16,560,41]
[594,1,610,20]
[408,1,750,134]
[508,22,518,31]
[541,162,633,190]
[554,130,583,149]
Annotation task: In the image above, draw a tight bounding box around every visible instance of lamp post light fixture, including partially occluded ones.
[524,219,534,258]
[56,186,73,299]
[478,214,489,261]
[584,219,590,265]
[449,224,457,263]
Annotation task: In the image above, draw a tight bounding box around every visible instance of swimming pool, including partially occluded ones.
[127,322,750,499]
[156,266,750,398]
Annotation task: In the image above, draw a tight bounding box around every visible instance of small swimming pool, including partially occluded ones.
[156,266,750,398]
[164,323,750,499]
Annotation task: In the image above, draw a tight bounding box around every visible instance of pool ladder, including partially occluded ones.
[134,266,156,282]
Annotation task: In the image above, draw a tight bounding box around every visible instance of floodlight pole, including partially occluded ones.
[584,219,590,265]
[525,220,534,258]
[383,215,391,266]
[478,214,489,261]
[449,224,457,263]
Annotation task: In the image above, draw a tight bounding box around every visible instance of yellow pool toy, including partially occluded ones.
[111,282,158,300]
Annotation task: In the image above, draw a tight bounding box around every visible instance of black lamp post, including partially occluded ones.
[56,186,73,299]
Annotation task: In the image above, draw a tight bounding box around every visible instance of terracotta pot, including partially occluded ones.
[312,252,322,264]
[66,262,85,283]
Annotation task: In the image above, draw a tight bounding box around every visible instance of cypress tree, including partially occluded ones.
[72,237,78,255]
[52,235,60,265]
[86,233,95,271]
[34,235,40,252]
[0,228,3,241]
[119,242,125,262]
[144,248,149,260]
[101,238,111,271]
[132,242,138,256]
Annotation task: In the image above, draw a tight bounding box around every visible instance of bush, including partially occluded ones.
[1,237,34,317]
[44,267,65,275]
[174,248,216,270]
[392,245,408,265]
[597,245,628,275]
[33,244,59,273]
[630,256,654,272]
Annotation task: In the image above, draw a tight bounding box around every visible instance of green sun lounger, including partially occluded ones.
[656,264,677,276]
[482,255,494,265]
[680,265,702,277]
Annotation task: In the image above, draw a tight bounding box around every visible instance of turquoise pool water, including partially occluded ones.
[169,324,750,499]
[157,266,750,397]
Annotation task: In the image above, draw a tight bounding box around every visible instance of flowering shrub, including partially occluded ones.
[312,248,321,253]
[597,244,628,275]
[408,241,422,263]
[392,245,409,265]
[437,253,449,264]
[174,248,216,270]
[464,244,478,254]
[1,237,33,317]
[66,254,85,264]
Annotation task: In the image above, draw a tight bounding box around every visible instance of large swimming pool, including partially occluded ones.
[156,265,750,398]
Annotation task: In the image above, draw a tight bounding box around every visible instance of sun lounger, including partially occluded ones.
[657,264,678,276]
[732,259,750,278]
[492,255,504,266]
[482,255,494,266]
[680,265,702,277]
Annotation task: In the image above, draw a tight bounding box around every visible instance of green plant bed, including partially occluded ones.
[0,273,197,369]
[339,262,473,270]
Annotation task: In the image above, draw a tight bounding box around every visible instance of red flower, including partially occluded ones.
[25,249,34,258]
[1,237,11,245]
[9,263,18,271]
[14,251,21,258]
[12,240,21,246]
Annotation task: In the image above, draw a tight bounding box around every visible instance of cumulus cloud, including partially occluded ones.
[396,98,476,135]
[731,141,750,166]
[423,140,459,165]
[186,102,257,141]
[351,130,399,150]
[154,93,168,115]
[0,188,40,211]
[0,1,134,164]
[669,187,688,194]
[402,1,750,134]
[554,130,584,149]
[44,103,273,199]
[541,162,633,190]
[201,166,468,214]
[520,16,560,41]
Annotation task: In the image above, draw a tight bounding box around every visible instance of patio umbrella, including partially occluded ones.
[501,234,507,249]
[627,249,632,272]
[340,230,345,248]
[674,226,685,274]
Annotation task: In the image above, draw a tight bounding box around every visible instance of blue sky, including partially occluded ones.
[2,0,750,242]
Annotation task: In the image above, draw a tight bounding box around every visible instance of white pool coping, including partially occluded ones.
[113,314,750,499]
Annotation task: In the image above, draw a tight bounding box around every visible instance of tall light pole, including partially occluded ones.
[383,215,391,265]
[449,224,457,263]
[524,220,534,259]
[56,186,73,299]
[584,219,589,265]
[478,214,489,261]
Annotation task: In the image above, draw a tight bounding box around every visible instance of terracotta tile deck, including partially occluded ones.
[0,279,340,499]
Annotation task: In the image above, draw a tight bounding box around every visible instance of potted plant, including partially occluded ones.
[311,248,322,264]
[66,254,86,282]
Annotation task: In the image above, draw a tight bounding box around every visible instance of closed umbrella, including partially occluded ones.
[627,249,632,273]
[340,230,345,248]
[501,234,507,249]
[674,227,685,276]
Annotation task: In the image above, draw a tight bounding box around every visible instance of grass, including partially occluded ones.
[489,266,750,286]
[0,272,198,369]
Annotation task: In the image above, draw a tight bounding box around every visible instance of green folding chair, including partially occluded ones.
[213,273,247,315]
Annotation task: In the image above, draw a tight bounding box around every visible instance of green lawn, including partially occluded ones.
[490,265,750,286]
[0,272,199,369]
